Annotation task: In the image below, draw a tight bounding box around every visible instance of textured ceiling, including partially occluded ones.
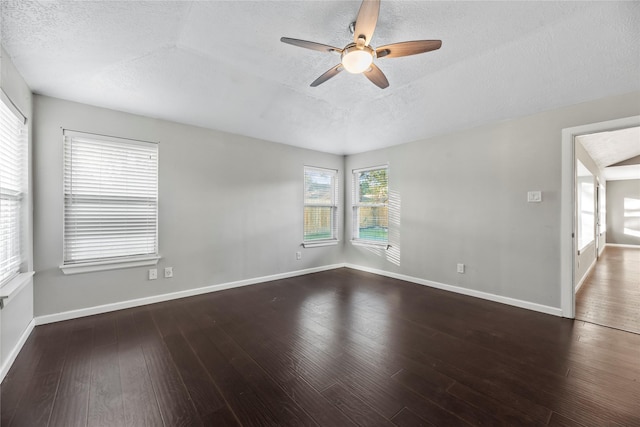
[577,127,640,181]
[577,127,640,169]
[2,1,639,155]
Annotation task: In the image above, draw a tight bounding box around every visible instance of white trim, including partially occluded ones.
[302,240,339,248]
[60,256,161,275]
[0,318,35,382]
[351,240,390,249]
[352,164,388,174]
[560,115,640,318]
[0,272,34,308]
[345,264,563,317]
[62,128,158,146]
[36,263,346,325]
[605,243,640,249]
[574,256,597,294]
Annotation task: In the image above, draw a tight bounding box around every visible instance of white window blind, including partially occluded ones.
[352,166,388,243]
[63,131,158,265]
[304,166,338,242]
[0,94,27,287]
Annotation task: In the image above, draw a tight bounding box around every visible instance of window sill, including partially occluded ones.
[351,240,390,250]
[0,272,35,309]
[60,256,161,275]
[302,240,339,248]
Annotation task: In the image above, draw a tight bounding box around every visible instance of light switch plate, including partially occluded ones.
[527,191,542,203]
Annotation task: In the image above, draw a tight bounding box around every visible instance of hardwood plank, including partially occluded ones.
[321,382,395,427]
[391,407,436,427]
[0,335,44,426]
[547,412,587,427]
[446,381,540,426]
[87,342,125,427]
[161,332,226,419]
[204,324,319,426]
[200,405,241,426]
[393,369,504,427]
[6,372,59,427]
[182,326,283,426]
[140,338,202,427]
[118,342,163,427]
[48,327,94,427]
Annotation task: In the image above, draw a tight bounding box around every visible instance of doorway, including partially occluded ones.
[561,115,640,320]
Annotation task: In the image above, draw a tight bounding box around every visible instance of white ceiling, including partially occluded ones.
[577,127,640,181]
[2,1,639,155]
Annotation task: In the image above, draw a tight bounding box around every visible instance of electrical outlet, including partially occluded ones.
[296,251,302,260]
[148,268,157,280]
[164,267,173,278]
[457,263,465,274]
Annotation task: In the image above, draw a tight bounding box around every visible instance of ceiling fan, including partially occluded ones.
[280,0,442,89]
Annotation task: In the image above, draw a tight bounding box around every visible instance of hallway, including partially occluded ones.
[576,245,640,334]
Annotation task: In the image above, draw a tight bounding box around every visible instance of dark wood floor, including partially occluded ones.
[576,245,640,334]
[2,268,640,426]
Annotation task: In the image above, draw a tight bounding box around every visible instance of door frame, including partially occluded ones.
[560,115,640,318]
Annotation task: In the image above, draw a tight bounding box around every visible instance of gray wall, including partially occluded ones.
[0,46,34,372]
[606,179,640,245]
[33,95,344,317]
[344,92,640,310]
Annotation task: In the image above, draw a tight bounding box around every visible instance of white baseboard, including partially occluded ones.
[345,264,563,317]
[1,318,35,382]
[35,263,346,326]
[605,243,640,249]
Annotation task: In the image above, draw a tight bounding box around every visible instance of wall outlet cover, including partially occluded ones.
[457,263,465,274]
[164,267,173,278]
[148,268,157,280]
[527,191,542,203]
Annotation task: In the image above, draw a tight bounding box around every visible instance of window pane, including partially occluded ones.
[0,97,27,286]
[63,132,158,264]
[305,169,334,205]
[304,206,333,241]
[357,206,388,241]
[576,160,594,250]
[303,166,337,242]
[358,169,388,204]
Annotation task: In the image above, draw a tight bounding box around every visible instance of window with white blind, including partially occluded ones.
[62,130,159,274]
[352,166,388,245]
[0,94,28,287]
[303,166,338,246]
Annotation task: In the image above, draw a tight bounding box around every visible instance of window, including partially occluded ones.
[576,160,594,251]
[352,166,388,244]
[0,94,28,287]
[62,130,159,273]
[303,166,338,246]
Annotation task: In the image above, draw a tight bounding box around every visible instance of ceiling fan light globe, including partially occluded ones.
[341,49,374,74]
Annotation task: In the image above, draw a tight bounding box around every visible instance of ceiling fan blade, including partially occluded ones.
[310,64,343,87]
[376,40,442,59]
[353,0,380,46]
[280,37,342,53]
[363,63,389,89]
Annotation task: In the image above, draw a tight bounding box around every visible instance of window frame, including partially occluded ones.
[302,166,339,248]
[352,165,389,248]
[60,130,160,275]
[0,90,29,290]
